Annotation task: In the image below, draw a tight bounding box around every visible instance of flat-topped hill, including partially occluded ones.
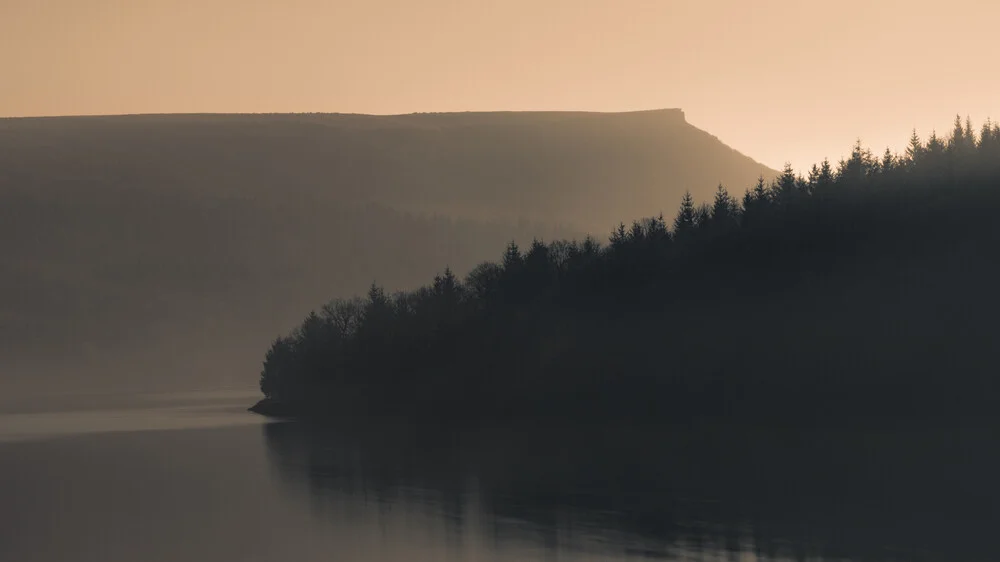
[0,109,773,394]
[0,109,774,232]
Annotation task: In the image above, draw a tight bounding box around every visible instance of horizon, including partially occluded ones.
[0,106,983,175]
[5,0,999,171]
[5,3,1000,560]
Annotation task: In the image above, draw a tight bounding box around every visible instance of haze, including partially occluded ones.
[3,0,998,170]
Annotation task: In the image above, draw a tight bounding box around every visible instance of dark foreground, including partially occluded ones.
[265,419,1000,562]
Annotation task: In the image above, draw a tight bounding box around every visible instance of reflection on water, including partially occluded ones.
[1,397,996,562]
[263,420,1000,562]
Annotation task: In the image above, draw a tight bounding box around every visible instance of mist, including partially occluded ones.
[0,110,770,396]
[3,3,998,560]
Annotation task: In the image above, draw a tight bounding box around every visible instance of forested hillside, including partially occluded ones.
[1,110,770,394]
[256,117,1000,424]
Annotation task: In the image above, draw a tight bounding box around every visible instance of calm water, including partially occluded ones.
[1,391,997,562]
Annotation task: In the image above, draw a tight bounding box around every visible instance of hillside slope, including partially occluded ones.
[0,109,774,232]
[0,110,773,394]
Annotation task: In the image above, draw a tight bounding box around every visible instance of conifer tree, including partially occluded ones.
[773,163,798,202]
[905,130,923,169]
[711,184,738,231]
[610,222,628,249]
[881,148,896,175]
[742,176,770,227]
[950,115,966,151]
[673,191,696,237]
[502,241,522,271]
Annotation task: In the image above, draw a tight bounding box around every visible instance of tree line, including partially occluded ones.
[256,116,1000,423]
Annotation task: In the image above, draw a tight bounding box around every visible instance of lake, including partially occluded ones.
[1,390,996,561]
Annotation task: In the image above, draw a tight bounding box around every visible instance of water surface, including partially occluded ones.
[1,392,995,561]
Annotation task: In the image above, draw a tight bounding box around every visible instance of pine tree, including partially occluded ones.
[431,267,463,327]
[502,241,522,271]
[925,130,948,182]
[979,119,1000,174]
[711,183,738,230]
[980,119,994,152]
[629,220,645,242]
[752,175,769,201]
[950,114,966,151]
[837,139,874,186]
[816,159,834,192]
[905,130,923,169]
[645,213,669,241]
[807,164,821,186]
[927,130,945,155]
[742,176,770,227]
[610,222,628,249]
[362,283,393,340]
[581,236,601,257]
[694,204,712,230]
[926,130,946,165]
[949,115,977,178]
[366,282,389,310]
[524,239,551,274]
[881,148,896,175]
[673,191,696,237]
[772,162,798,203]
[433,267,461,298]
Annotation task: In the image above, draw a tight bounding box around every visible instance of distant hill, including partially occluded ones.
[0,109,774,232]
[0,110,774,394]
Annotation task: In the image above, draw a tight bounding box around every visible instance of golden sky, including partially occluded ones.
[3,0,998,171]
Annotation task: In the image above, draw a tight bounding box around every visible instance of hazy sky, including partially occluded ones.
[3,0,998,171]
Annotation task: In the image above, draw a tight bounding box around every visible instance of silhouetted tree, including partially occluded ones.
[837,139,876,187]
[693,204,712,231]
[502,241,523,271]
[610,223,629,250]
[807,159,835,195]
[905,130,923,170]
[673,191,696,239]
[772,163,799,204]
[880,148,896,175]
[465,261,502,302]
[742,176,770,228]
[709,184,739,234]
[924,130,948,181]
[256,118,1000,428]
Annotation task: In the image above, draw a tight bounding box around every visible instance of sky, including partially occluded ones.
[3,0,998,171]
